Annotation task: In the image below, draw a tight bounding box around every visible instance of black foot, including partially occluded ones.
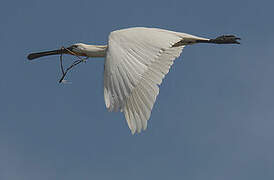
[210,35,241,44]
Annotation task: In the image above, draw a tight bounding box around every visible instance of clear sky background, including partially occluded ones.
[1,0,274,179]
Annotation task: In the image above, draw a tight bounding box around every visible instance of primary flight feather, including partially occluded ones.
[27,27,240,134]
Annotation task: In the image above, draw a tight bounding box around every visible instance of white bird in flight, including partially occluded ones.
[27,27,240,134]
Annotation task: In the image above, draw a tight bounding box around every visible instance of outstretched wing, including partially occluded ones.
[103,27,186,134]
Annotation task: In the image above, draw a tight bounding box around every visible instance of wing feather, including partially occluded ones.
[104,27,186,133]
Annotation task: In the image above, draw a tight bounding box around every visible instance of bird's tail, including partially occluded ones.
[27,49,66,60]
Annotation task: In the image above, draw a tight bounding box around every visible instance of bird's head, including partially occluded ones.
[66,43,88,56]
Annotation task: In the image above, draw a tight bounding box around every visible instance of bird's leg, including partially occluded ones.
[196,35,241,44]
[209,35,241,44]
[173,35,240,47]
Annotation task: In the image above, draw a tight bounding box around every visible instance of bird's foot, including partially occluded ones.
[210,35,241,44]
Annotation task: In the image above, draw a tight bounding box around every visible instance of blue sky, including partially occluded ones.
[1,0,274,179]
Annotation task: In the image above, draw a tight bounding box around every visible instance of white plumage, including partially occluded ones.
[27,27,240,134]
[103,27,208,134]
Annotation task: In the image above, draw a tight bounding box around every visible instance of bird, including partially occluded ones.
[27,27,240,134]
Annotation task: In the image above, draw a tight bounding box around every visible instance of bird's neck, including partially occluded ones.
[82,44,107,57]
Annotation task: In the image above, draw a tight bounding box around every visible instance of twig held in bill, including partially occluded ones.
[58,47,88,83]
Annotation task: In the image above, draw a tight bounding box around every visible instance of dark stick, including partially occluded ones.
[60,48,65,75]
[58,47,88,83]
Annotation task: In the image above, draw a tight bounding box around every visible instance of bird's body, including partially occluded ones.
[27,27,240,134]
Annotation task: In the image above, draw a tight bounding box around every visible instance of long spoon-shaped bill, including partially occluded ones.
[27,47,73,60]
